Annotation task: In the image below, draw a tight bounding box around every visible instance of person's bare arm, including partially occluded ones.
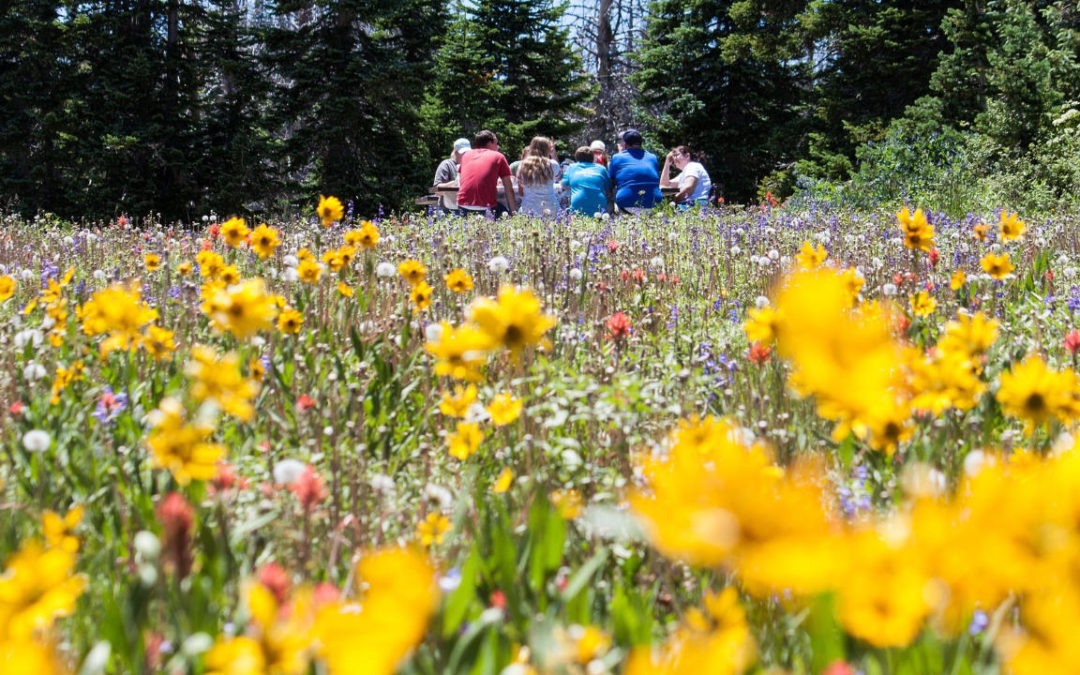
[660,152,676,188]
[501,175,517,212]
[675,176,697,202]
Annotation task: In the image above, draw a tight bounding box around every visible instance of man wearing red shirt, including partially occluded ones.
[457,130,517,215]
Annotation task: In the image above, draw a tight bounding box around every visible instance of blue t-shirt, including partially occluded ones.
[561,162,611,216]
[609,148,662,209]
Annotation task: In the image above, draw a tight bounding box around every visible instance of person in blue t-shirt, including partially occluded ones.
[561,146,612,216]
[608,129,663,212]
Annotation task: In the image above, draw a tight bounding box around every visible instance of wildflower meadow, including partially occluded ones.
[2,198,1080,674]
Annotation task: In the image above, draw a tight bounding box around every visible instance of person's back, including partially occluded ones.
[515,136,560,216]
[609,130,662,210]
[518,158,560,216]
[562,146,611,216]
[458,130,513,213]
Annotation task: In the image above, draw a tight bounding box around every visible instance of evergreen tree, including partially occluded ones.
[0,1,74,214]
[198,0,280,214]
[56,0,209,219]
[430,0,592,157]
[797,0,959,180]
[634,0,806,201]
[264,0,447,217]
[930,0,1080,150]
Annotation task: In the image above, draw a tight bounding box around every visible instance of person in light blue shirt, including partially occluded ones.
[561,146,611,216]
[608,129,663,212]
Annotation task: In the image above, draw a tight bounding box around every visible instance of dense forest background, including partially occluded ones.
[4,0,1080,221]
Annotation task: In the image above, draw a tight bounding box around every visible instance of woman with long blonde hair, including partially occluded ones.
[516,136,560,216]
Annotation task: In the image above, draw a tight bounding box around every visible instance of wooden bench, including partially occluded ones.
[414,195,440,207]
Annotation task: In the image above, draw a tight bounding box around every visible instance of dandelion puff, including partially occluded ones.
[22,429,51,453]
[424,483,453,509]
[488,256,509,274]
[370,474,395,496]
[376,262,396,278]
[569,268,582,281]
[23,361,46,381]
[424,323,444,343]
[273,458,306,485]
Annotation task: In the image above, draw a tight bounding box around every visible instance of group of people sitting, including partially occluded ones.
[432,129,713,217]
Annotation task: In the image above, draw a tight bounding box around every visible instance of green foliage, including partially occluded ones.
[429,0,593,157]
[633,0,806,201]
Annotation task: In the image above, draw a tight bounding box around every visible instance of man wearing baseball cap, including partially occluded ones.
[432,138,471,212]
[609,129,662,212]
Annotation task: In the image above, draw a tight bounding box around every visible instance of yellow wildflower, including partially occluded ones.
[278,307,304,335]
[444,269,474,293]
[909,291,936,317]
[144,253,161,271]
[185,345,259,422]
[207,278,277,339]
[142,325,176,360]
[197,250,226,280]
[742,306,781,344]
[493,468,513,494]
[322,248,345,273]
[297,259,322,284]
[145,397,226,484]
[897,206,935,251]
[795,241,827,269]
[0,276,14,302]
[398,260,427,286]
[79,284,159,355]
[317,195,344,227]
[314,547,436,675]
[42,506,83,554]
[250,223,280,259]
[999,211,1026,241]
[572,626,611,665]
[467,285,556,356]
[550,489,583,519]
[840,266,864,302]
[836,529,931,648]
[980,252,1014,280]
[425,322,492,381]
[220,217,250,247]
[410,281,432,313]
[206,582,314,675]
[49,361,84,405]
[337,282,354,298]
[950,269,966,290]
[625,587,756,675]
[218,265,241,286]
[487,392,522,426]
[0,540,87,640]
[438,385,477,418]
[353,221,379,250]
[177,261,193,277]
[447,422,483,460]
[416,513,451,547]
[973,222,990,241]
[996,355,1078,433]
